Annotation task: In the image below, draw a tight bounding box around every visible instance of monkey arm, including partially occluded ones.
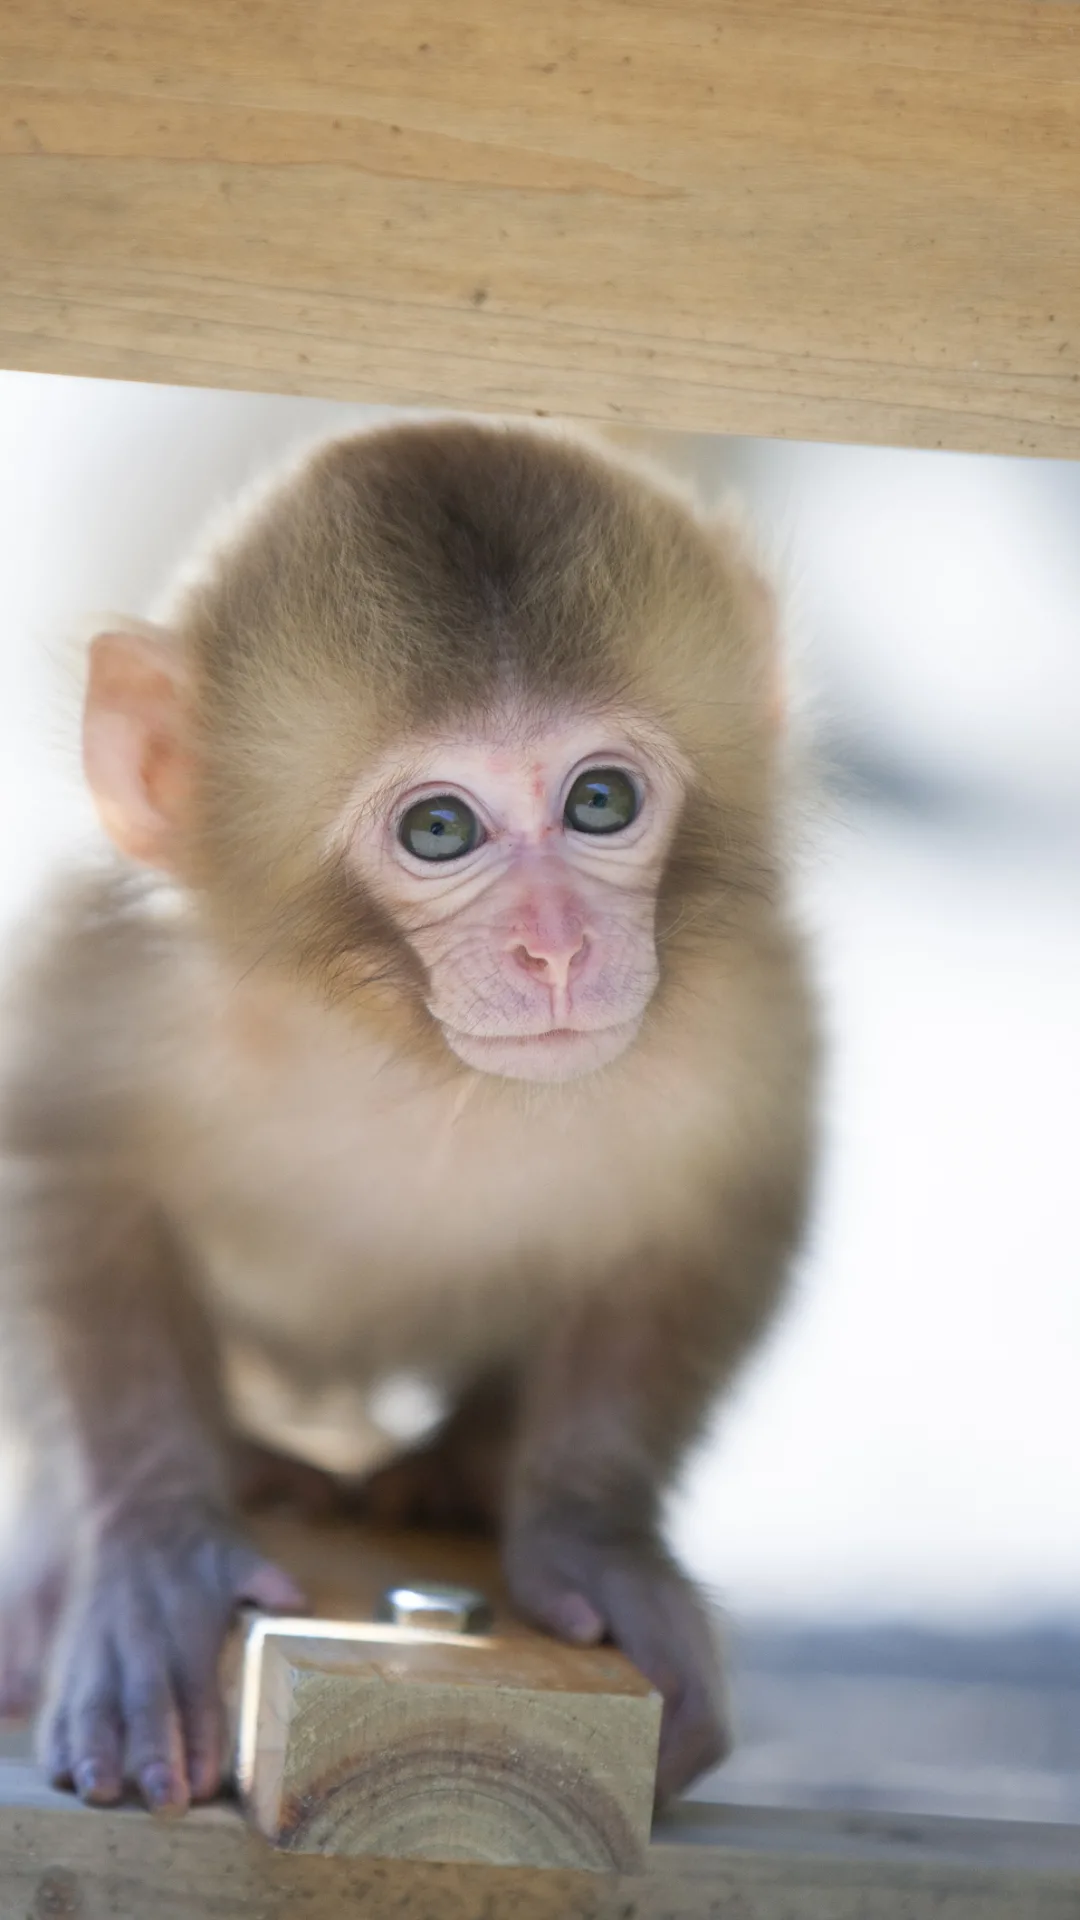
[6,1175,228,1516]
[503,1251,783,1804]
[0,1162,302,1811]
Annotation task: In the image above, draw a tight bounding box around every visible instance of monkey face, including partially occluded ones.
[342,710,685,1082]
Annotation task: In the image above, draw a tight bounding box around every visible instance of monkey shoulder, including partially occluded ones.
[0,863,197,1162]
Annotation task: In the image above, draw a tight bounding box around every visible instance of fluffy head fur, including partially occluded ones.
[162,421,782,1065]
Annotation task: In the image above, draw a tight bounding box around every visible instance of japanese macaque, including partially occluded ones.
[0,418,817,1813]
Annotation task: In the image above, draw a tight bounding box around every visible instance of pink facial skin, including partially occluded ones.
[344,714,686,1083]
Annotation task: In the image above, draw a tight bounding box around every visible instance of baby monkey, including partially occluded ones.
[0,419,816,1812]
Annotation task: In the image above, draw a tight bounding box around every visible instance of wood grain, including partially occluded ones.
[3,1761,1080,1920]
[2,1,1078,456]
[232,1517,659,1870]
[239,1624,658,1867]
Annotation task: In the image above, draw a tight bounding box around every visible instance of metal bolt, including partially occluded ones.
[376,1580,493,1635]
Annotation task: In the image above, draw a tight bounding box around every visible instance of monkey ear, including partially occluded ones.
[83,628,192,870]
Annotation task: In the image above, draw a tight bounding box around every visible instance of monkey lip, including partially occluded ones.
[443,1019,641,1083]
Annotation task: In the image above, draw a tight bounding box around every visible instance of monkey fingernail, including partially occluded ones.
[73,1760,120,1805]
[140,1762,188,1815]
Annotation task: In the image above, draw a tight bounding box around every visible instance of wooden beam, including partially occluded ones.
[234,1616,659,1867]
[2,2,1078,457]
[230,1517,660,1869]
[3,1760,1080,1920]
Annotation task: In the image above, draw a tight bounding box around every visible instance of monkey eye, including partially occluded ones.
[399,795,483,862]
[564,768,639,836]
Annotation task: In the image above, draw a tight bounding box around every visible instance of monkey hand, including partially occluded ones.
[504,1517,730,1806]
[38,1505,305,1812]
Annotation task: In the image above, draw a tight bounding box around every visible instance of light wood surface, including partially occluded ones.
[2,1760,1080,1920]
[2,1,1079,456]
[233,1516,659,1870]
[240,1625,658,1867]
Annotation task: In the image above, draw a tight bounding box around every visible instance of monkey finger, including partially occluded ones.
[592,1563,730,1802]
[155,1613,227,1804]
[174,1682,226,1804]
[654,1684,730,1808]
[120,1661,189,1813]
[39,1708,73,1793]
[56,1690,126,1806]
[503,1542,607,1645]
[227,1548,308,1616]
[530,1586,607,1645]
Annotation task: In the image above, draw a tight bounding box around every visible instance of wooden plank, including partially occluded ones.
[235,1617,659,1868]
[232,1518,659,1869]
[2,1761,1080,1919]
[1,1,1079,457]
[246,1514,530,1631]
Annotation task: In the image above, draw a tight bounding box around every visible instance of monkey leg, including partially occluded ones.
[502,1286,741,1806]
[352,1373,516,1533]
[230,1435,344,1517]
[0,1184,307,1812]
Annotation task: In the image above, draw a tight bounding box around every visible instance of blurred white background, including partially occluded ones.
[1,369,1077,1632]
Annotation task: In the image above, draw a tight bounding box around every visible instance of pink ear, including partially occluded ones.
[83,630,191,869]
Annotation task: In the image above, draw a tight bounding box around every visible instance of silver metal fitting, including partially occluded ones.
[375,1580,493,1635]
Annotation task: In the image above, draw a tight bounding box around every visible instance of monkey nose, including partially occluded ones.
[509,933,587,993]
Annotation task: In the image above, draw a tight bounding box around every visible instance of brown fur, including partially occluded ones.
[0,419,817,1812]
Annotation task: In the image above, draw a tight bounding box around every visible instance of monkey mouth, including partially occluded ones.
[442,1018,641,1084]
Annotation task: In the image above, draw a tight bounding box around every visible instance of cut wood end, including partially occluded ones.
[237,1621,661,1871]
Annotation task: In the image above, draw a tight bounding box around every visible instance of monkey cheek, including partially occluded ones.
[439,1016,644,1084]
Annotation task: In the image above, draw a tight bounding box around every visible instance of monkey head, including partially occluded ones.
[82,421,779,1084]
